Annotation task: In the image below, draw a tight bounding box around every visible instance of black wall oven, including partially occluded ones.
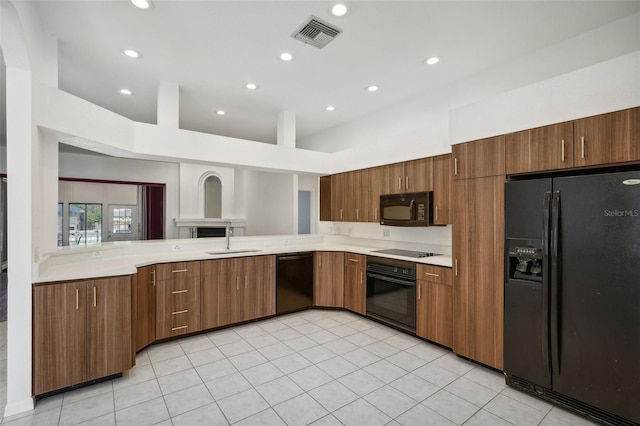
[366,259,416,332]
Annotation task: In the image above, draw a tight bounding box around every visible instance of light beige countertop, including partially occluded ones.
[34,235,452,283]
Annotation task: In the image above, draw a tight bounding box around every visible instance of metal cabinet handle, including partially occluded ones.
[236,276,239,290]
[405,176,409,189]
[425,272,440,277]
[454,158,458,175]
[318,255,322,267]
[418,283,421,300]
[561,139,565,162]
[349,258,359,263]
[172,269,188,273]
[340,209,343,220]
[356,209,359,220]
[245,275,248,289]
[360,271,363,284]
[93,287,97,307]
[398,177,402,190]
[76,288,79,310]
[151,269,156,286]
[374,207,378,221]
[455,259,459,276]
[172,310,188,315]
[581,136,585,159]
[172,325,188,331]
[171,289,188,294]
[435,206,438,221]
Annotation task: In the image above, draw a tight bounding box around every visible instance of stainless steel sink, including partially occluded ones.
[206,249,261,255]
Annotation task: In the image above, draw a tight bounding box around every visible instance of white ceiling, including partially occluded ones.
[35,1,639,151]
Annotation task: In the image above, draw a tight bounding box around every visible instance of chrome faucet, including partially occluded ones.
[225,222,232,250]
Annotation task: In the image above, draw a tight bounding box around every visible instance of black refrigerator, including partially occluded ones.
[504,170,640,426]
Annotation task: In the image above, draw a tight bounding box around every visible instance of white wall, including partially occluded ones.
[298,174,319,235]
[242,170,295,236]
[59,152,180,239]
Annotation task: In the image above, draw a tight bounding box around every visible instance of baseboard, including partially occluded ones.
[3,397,35,418]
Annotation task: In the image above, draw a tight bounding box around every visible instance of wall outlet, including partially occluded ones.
[92,250,102,258]
[383,229,390,238]
[172,244,182,251]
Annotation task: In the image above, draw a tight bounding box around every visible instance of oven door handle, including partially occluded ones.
[366,272,415,287]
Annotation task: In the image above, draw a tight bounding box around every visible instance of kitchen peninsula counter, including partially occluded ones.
[34,234,452,283]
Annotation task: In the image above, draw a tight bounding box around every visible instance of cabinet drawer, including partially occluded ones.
[417,264,452,285]
[344,253,365,265]
[155,261,201,281]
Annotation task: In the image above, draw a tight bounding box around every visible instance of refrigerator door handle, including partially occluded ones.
[542,192,552,374]
[550,190,561,375]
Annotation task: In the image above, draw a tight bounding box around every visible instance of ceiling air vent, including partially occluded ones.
[292,16,342,49]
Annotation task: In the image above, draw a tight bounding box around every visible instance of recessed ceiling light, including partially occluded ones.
[123,49,141,59]
[280,52,294,62]
[131,0,152,9]
[246,83,258,90]
[326,106,335,111]
[216,110,226,116]
[425,56,440,65]
[367,85,379,92]
[331,4,348,16]
[118,89,133,95]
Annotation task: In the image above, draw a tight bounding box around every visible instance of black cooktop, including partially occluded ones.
[371,248,438,258]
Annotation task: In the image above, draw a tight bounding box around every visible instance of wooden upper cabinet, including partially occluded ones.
[331,173,345,221]
[506,121,574,174]
[380,163,405,195]
[319,175,332,222]
[432,154,452,225]
[574,107,640,167]
[453,135,505,180]
[404,158,433,193]
[353,169,370,222]
[367,167,382,223]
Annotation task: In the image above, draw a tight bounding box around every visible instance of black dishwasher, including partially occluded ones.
[276,253,314,314]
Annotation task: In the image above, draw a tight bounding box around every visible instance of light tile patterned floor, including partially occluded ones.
[0,311,598,425]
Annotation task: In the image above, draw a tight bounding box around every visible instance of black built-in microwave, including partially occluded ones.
[380,191,433,226]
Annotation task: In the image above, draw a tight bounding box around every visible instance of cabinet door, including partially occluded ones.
[505,122,574,174]
[247,255,276,320]
[432,154,452,225]
[353,169,369,222]
[319,175,332,222]
[201,259,226,329]
[331,173,346,221]
[452,176,504,370]
[33,282,86,395]
[314,251,345,308]
[135,266,156,352]
[381,163,405,194]
[217,258,242,326]
[404,158,433,192]
[344,253,366,315]
[452,136,505,180]
[574,107,639,167]
[86,277,133,381]
[367,167,382,223]
[416,278,452,348]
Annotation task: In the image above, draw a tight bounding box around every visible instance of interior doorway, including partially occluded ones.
[107,204,138,242]
[298,190,311,234]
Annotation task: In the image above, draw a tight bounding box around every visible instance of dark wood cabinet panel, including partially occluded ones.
[506,121,574,174]
[453,136,505,180]
[574,107,639,167]
[86,277,132,381]
[201,259,226,329]
[344,253,366,315]
[416,278,452,348]
[433,154,452,225]
[33,277,132,395]
[367,167,382,223]
[319,175,332,222]
[314,251,345,308]
[135,266,156,352]
[452,176,504,370]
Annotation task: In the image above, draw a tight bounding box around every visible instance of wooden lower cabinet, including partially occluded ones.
[452,176,505,370]
[33,276,132,395]
[155,261,201,339]
[313,251,344,308]
[135,265,156,351]
[416,265,453,348]
[204,255,276,328]
[343,253,366,315]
